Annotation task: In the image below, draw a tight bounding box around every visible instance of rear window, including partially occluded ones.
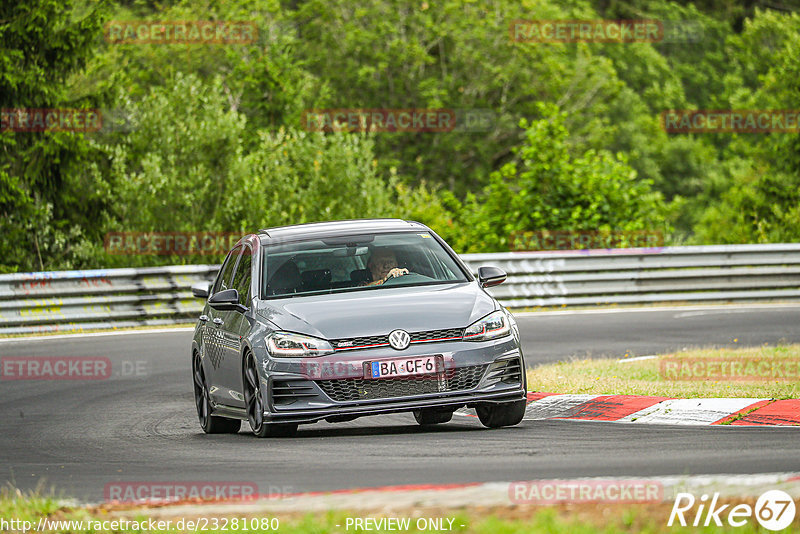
[261,232,468,298]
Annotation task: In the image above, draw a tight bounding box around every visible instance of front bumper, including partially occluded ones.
[260,337,525,424]
[263,387,525,424]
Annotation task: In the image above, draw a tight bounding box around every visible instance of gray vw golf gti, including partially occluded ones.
[191,219,527,437]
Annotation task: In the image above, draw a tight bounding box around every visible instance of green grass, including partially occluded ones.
[2,488,798,533]
[526,344,800,398]
[0,487,62,523]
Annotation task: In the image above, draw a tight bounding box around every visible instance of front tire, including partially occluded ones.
[413,408,453,425]
[243,352,298,438]
[193,352,241,434]
[476,399,527,428]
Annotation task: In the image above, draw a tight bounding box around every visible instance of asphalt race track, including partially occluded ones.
[518,303,800,364]
[1,303,799,502]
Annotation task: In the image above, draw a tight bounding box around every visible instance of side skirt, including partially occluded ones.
[211,403,248,421]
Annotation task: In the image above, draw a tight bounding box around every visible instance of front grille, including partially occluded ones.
[331,327,465,351]
[331,334,388,349]
[409,328,464,342]
[316,364,487,402]
[271,379,317,406]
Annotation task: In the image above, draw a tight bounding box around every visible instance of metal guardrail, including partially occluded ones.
[466,244,800,307]
[2,244,800,335]
[0,265,218,335]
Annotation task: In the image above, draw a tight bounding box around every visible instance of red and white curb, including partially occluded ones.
[123,473,800,517]
[457,393,800,426]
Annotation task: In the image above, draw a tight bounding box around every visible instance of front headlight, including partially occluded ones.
[266,331,334,357]
[463,310,511,341]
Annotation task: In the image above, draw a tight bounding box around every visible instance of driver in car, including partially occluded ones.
[363,248,409,286]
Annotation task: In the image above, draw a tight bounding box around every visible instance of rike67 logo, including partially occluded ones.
[668,490,796,531]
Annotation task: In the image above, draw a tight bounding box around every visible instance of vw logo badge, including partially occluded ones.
[388,329,411,350]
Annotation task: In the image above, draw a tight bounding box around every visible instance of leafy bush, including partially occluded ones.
[457,104,671,252]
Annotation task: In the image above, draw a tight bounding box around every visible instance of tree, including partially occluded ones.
[457,104,670,252]
[0,0,108,272]
[693,11,800,243]
[96,73,399,266]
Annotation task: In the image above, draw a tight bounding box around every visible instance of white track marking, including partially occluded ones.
[618,355,658,363]
[674,309,765,318]
[523,394,600,420]
[0,327,195,344]
[512,303,800,318]
[619,398,771,426]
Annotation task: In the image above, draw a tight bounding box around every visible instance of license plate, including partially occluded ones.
[364,355,444,379]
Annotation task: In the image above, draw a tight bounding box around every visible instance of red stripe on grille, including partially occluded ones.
[412,336,463,343]
[333,335,463,350]
[333,342,390,351]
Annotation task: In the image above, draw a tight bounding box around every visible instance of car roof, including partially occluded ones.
[257,219,429,243]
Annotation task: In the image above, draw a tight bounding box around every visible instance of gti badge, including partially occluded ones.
[388,329,411,350]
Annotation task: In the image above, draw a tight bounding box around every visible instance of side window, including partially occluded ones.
[231,247,252,306]
[213,246,242,294]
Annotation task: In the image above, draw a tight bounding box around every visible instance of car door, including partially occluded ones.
[203,246,242,406]
[217,244,254,408]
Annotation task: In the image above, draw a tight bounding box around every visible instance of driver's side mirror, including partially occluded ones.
[208,288,248,313]
[478,266,507,288]
[191,282,210,298]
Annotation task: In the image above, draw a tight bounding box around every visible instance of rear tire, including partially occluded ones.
[413,408,453,425]
[244,352,298,438]
[193,352,241,434]
[476,399,526,428]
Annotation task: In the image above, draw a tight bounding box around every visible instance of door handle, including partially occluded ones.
[199,315,209,323]
[213,317,224,327]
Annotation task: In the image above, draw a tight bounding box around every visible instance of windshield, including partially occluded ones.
[261,232,469,299]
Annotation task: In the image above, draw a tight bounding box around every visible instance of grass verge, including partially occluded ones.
[2,488,798,534]
[526,344,800,398]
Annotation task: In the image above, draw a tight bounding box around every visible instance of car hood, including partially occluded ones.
[256,282,496,339]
